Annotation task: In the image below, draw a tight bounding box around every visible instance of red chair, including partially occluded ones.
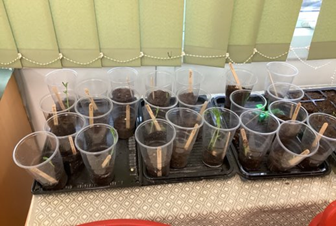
[79,219,170,226]
[309,200,336,226]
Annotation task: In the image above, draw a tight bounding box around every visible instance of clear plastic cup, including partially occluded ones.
[269,100,308,123]
[265,82,304,105]
[75,124,118,186]
[265,62,298,90]
[75,79,109,99]
[135,119,176,177]
[299,113,336,169]
[239,109,280,171]
[145,70,173,92]
[13,131,67,190]
[75,96,113,125]
[177,88,210,110]
[45,69,78,95]
[39,91,77,120]
[107,67,139,93]
[230,90,267,116]
[166,108,203,169]
[44,113,86,176]
[175,68,204,93]
[225,69,258,109]
[143,88,178,121]
[110,90,140,139]
[268,120,319,172]
[202,107,240,167]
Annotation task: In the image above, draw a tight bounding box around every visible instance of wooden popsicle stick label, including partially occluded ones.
[240,128,250,156]
[84,88,98,110]
[68,136,77,155]
[184,123,199,150]
[288,149,310,166]
[157,147,162,177]
[126,104,131,129]
[145,104,162,131]
[313,122,328,147]
[52,86,66,110]
[197,101,208,121]
[89,103,94,125]
[101,155,112,168]
[291,102,301,121]
[221,132,231,159]
[52,104,58,126]
[31,168,58,184]
[267,71,279,97]
[188,69,193,93]
[229,63,242,90]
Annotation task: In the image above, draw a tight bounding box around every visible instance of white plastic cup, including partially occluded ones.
[265,62,298,90]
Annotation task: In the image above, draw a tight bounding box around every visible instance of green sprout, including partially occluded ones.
[62,82,70,109]
[208,108,221,150]
[43,157,55,168]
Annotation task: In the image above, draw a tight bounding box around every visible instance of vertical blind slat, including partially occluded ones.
[94,0,141,67]
[184,0,234,67]
[3,0,61,68]
[49,0,101,67]
[308,0,336,60]
[227,0,264,63]
[0,0,21,68]
[139,0,184,66]
[252,0,302,62]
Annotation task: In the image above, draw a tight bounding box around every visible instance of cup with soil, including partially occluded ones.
[239,109,280,171]
[13,131,67,190]
[143,88,178,121]
[107,67,139,99]
[265,82,304,106]
[45,112,86,177]
[45,69,78,95]
[145,70,173,92]
[75,79,109,99]
[111,90,140,139]
[75,124,118,186]
[267,120,319,172]
[75,96,113,125]
[202,107,240,168]
[265,62,298,91]
[269,100,308,124]
[230,90,267,116]
[39,91,77,120]
[225,68,258,109]
[166,108,204,169]
[299,113,336,169]
[175,68,204,94]
[135,119,176,177]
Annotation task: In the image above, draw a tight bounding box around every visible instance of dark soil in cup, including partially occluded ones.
[315,100,336,115]
[277,114,291,121]
[147,90,170,107]
[225,85,248,109]
[202,148,224,167]
[47,98,76,119]
[267,151,287,172]
[171,146,189,169]
[179,92,197,105]
[113,116,135,139]
[111,88,136,103]
[62,152,84,177]
[288,91,303,100]
[301,102,319,114]
[42,168,68,190]
[143,131,170,177]
[49,117,76,137]
[306,91,325,100]
[238,150,263,171]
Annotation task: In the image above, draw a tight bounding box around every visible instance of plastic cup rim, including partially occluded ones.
[202,107,241,132]
[266,82,304,101]
[44,69,78,85]
[144,88,178,110]
[307,112,336,142]
[39,91,78,114]
[165,107,204,130]
[266,62,299,77]
[176,88,210,108]
[229,90,267,111]
[75,96,113,119]
[109,89,140,106]
[107,67,139,84]
[268,100,308,123]
[175,68,205,87]
[226,68,258,86]
[240,109,280,135]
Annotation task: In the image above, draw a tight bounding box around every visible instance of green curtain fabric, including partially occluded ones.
[253,0,302,62]
[184,0,234,67]
[94,0,141,67]
[139,0,184,66]
[3,0,61,68]
[227,0,264,63]
[308,0,336,60]
[49,0,101,67]
[0,1,21,68]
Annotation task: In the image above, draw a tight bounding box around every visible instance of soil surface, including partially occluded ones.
[306,91,325,100]
[147,90,170,107]
[113,115,135,139]
[315,100,336,115]
[111,88,136,103]
[202,148,224,167]
[301,102,319,114]
[277,114,291,121]
[178,92,198,105]
[238,150,263,171]
[225,85,240,108]
[41,167,68,190]
[288,91,304,100]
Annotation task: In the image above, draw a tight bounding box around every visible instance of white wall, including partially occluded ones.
[17,59,336,132]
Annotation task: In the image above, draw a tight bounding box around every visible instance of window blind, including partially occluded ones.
[49,0,101,67]
[139,0,184,66]
[184,0,234,67]
[94,0,141,67]
[3,0,61,68]
[308,0,336,60]
[252,0,302,62]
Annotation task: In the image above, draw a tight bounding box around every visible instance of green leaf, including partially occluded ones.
[43,157,55,167]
